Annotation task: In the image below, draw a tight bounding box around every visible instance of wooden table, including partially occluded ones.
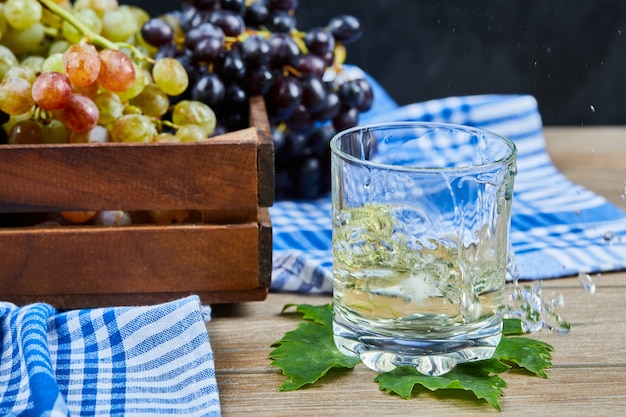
[207,127,626,416]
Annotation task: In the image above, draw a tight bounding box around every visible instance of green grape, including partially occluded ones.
[110,114,157,142]
[41,119,69,144]
[0,5,8,42]
[48,40,71,56]
[94,91,124,125]
[40,4,63,30]
[101,7,139,43]
[153,132,179,143]
[3,0,42,31]
[131,83,169,117]
[73,0,119,18]
[0,45,19,79]
[1,22,45,56]
[69,124,110,143]
[42,52,65,73]
[175,124,207,142]
[172,100,216,137]
[0,77,34,115]
[20,56,45,73]
[8,119,42,144]
[152,58,188,96]
[61,8,103,44]
[3,65,36,84]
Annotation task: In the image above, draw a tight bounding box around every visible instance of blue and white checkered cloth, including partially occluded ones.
[270,66,626,293]
[0,295,220,416]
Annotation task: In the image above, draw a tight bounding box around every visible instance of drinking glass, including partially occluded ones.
[330,122,517,376]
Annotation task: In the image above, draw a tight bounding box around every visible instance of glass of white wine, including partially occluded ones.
[330,122,517,376]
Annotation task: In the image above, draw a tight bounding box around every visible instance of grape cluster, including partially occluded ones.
[139,0,373,199]
[0,0,225,225]
[0,0,372,208]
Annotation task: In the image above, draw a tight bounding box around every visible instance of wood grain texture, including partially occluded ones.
[207,127,626,416]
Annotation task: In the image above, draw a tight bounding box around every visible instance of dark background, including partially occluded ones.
[128,0,626,126]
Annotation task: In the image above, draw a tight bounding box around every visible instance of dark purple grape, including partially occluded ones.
[185,22,224,51]
[191,73,226,107]
[192,0,220,11]
[208,10,245,37]
[338,79,365,107]
[244,1,270,27]
[286,103,315,134]
[299,74,326,113]
[332,106,359,131]
[268,33,301,67]
[0,125,7,145]
[312,90,341,121]
[223,82,248,110]
[328,15,363,45]
[266,74,303,122]
[180,6,211,31]
[221,0,246,15]
[268,0,299,12]
[243,65,274,95]
[266,10,297,33]
[154,43,178,60]
[141,18,174,47]
[307,124,335,156]
[241,34,272,67]
[219,47,246,80]
[296,54,326,78]
[193,36,225,62]
[210,121,228,137]
[355,78,374,112]
[304,27,335,57]
[286,130,309,157]
[295,155,324,199]
[272,126,290,156]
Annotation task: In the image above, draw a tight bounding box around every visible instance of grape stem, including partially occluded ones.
[36,0,152,63]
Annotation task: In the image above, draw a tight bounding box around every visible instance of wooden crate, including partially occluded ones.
[0,96,274,308]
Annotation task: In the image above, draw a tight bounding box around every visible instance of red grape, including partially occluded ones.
[31,72,72,111]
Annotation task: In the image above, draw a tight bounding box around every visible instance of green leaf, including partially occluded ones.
[375,359,509,410]
[269,304,361,391]
[502,318,525,335]
[494,335,554,378]
[270,305,554,410]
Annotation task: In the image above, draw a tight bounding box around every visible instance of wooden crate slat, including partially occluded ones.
[0,129,259,213]
[0,223,263,296]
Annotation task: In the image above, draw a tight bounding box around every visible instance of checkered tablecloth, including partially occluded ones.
[270,66,626,293]
[0,296,220,416]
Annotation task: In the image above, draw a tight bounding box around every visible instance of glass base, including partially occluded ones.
[333,315,502,376]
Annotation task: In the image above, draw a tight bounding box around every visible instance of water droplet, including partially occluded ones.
[590,105,596,113]
[603,230,615,244]
[578,272,596,295]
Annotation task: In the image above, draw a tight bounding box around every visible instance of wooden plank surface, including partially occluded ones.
[0,131,259,212]
[207,126,626,416]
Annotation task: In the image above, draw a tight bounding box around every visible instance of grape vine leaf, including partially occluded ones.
[494,335,554,378]
[374,359,510,410]
[268,304,361,391]
[269,304,554,410]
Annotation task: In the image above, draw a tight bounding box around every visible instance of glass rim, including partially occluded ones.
[330,121,517,173]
